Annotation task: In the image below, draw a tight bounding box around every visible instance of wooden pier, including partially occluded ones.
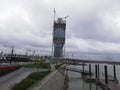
[83,73,120,90]
[66,67,92,75]
[98,79,120,90]
[67,64,120,90]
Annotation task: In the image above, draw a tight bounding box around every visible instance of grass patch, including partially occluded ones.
[24,63,51,69]
[55,64,63,69]
[12,71,50,90]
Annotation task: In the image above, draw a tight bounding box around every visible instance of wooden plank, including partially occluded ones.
[99,79,120,90]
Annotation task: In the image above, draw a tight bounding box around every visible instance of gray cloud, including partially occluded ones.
[0,0,120,57]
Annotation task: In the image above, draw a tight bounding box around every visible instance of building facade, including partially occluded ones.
[53,18,66,57]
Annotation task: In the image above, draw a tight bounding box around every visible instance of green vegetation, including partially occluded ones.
[55,64,63,69]
[24,63,51,69]
[12,71,51,90]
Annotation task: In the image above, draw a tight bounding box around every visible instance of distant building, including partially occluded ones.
[5,54,29,61]
[53,18,66,57]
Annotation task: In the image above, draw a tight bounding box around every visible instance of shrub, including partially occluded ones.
[55,64,63,69]
[12,78,36,90]
[24,63,51,69]
[0,65,21,76]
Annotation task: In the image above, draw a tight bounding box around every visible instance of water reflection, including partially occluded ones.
[89,81,92,90]
[67,65,103,90]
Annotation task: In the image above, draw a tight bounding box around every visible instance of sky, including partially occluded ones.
[0,0,120,58]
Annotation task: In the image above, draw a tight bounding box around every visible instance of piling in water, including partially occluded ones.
[82,63,84,74]
[113,64,117,83]
[95,65,98,83]
[97,64,100,80]
[104,65,108,90]
[89,64,91,75]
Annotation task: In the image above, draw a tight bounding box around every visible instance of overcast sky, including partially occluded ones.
[0,0,120,57]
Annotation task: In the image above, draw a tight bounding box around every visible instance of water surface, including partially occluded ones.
[67,65,103,90]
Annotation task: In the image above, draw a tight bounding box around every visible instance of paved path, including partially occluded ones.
[0,67,25,83]
[27,71,57,90]
[0,67,48,90]
[50,64,55,71]
[0,71,32,90]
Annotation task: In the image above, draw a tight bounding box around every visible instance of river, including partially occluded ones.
[67,63,120,90]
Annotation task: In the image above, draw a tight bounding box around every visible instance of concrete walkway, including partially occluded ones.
[0,67,48,90]
[50,64,56,71]
[27,70,57,90]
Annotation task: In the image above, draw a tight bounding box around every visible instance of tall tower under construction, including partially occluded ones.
[53,18,66,57]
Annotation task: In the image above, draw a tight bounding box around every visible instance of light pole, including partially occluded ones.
[10,46,14,64]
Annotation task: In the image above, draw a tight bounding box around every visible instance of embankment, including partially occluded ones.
[28,70,65,90]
